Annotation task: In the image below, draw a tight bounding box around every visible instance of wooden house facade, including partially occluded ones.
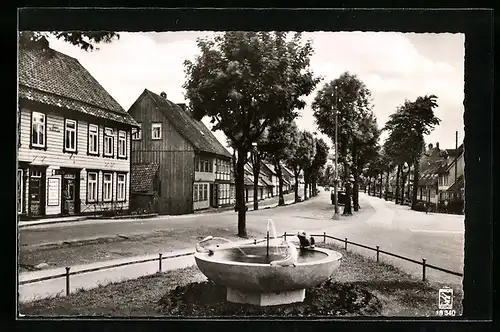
[128,90,233,215]
[17,45,139,220]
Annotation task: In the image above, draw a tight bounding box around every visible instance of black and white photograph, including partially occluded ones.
[15,9,492,321]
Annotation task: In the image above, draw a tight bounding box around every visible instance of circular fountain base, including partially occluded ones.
[195,244,342,307]
[227,287,305,306]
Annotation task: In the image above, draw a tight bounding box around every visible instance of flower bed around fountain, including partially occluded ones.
[158,278,382,316]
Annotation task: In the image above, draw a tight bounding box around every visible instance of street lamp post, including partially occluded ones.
[332,87,340,220]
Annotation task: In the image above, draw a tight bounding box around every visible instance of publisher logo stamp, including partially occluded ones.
[438,287,453,310]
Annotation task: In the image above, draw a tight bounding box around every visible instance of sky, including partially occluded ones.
[45,31,465,153]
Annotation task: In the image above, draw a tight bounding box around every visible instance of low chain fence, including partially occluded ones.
[283,232,463,282]
[19,232,462,297]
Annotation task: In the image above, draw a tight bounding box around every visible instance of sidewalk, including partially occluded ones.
[18,237,263,303]
[18,195,297,229]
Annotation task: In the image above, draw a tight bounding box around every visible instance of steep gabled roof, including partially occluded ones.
[262,163,277,175]
[418,161,448,186]
[130,163,159,193]
[18,46,138,127]
[143,90,231,159]
[447,174,464,193]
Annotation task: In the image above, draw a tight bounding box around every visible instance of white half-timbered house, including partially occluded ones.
[17,43,139,220]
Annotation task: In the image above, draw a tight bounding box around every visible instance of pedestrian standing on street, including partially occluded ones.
[425,202,429,214]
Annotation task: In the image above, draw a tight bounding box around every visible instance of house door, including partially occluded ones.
[62,173,77,215]
[29,169,45,217]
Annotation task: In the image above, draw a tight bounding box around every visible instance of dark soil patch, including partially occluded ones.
[158,279,382,317]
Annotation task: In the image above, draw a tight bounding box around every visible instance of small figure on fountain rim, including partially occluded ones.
[297,231,316,250]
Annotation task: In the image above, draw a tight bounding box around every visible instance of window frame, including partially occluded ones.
[203,184,208,201]
[116,173,126,202]
[152,123,162,140]
[63,119,78,153]
[193,183,199,202]
[86,171,98,203]
[17,169,23,214]
[118,130,127,159]
[102,172,113,202]
[131,123,142,140]
[87,124,99,156]
[30,111,46,149]
[104,127,115,157]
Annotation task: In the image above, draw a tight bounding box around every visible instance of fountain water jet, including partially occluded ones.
[194,224,342,306]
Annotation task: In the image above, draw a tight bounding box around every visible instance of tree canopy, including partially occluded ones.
[183,31,321,237]
[183,31,321,151]
[19,31,119,51]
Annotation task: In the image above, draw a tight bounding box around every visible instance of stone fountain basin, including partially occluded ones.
[194,244,342,293]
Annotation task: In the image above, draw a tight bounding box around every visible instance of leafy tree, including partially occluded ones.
[309,138,330,197]
[287,130,316,202]
[250,132,269,211]
[263,119,300,206]
[351,113,380,210]
[19,31,119,51]
[322,164,334,187]
[312,72,374,215]
[383,95,440,209]
[183,32,320,237]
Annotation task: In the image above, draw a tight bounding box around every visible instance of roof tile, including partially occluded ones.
[145,90,231,158]
[19,47,138,126]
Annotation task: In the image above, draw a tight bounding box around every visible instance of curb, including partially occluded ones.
[18,217,88,229]
[87,213,158,220]
[20,233,143,250]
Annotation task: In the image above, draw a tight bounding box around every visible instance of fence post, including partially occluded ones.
[376,246,380,263]
[158,253,163,272]
[344,238,348,251]
[422,258,427,281]
[65,267,70,296]
[284,232,287,241]
[323,232,326,243]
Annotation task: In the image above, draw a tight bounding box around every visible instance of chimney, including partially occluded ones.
[160,92,167,99]
[435,142,439,150]
[428,143,433,150]
[177,103,187,112]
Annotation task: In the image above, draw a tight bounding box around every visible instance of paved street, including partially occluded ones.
[19,189,464,303]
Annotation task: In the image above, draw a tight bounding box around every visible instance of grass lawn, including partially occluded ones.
[19,243,463,317]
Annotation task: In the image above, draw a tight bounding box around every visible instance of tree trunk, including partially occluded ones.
[400,172,406,205]
[371,177,376,196]
[353,173,360,211]
[411,159,420,210]
[384,170,390,200]
[236,148,248,238]
[252,154,261,211]
[303,169,308,200]
[294,170,300,202]
[275,161,285,206]
[367,178,371,195]
[395,165,401,204]
[343,161,352,215]
[379,172,383,198]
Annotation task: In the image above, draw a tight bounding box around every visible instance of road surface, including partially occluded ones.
[19,190,464,286]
